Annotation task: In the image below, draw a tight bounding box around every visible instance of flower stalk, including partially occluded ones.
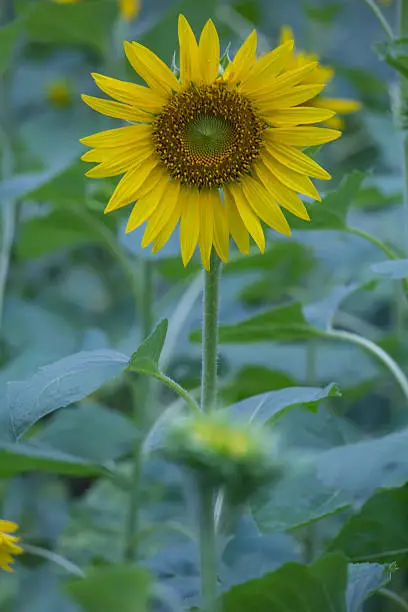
[124,259,154,562]
[198,253,221,612]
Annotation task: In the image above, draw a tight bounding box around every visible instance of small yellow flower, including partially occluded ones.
[47,80,72,107]
[280,26,361,129]
[81,15,341,269]
[0,520,23,572]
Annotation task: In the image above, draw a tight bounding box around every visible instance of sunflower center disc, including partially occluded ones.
[152,84,265,189]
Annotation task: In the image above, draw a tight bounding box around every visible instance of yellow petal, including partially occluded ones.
[0,522,18,533]
[199,19,220,84]
[264,138,331,180]
[250,62,318,100]
[242,176,291,235]
[263,149,321,200]
[141,181,180,246]
[256,84,324,111]
[82,140,151,163]
[198,190,215,270]
[239,40,294,92]
[125,174,170,231]
[85,146,152,178]
[267,126,341,146]
[81,94,152,122]
[314,96,362,114]
[180,188,200,266]
[124,40,179,97]
[224,188,250,254]
[227,184,265,252]
[152,201,182,253]
[255,160,310,221]
[91,73,166,110]
[80,124,153,148]
[280,25,295,45]
[105,159,162,212]
[264,106,335,126]
[3,541,23,555]
[212,191,229,262]
[325,116,345,129]
[178,14,201,84]
[223,30,257,85]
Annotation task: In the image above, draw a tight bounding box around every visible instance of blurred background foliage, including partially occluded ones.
[1,0,408,610]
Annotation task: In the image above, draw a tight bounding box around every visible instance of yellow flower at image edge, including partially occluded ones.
[81,15,342,270]
[280,26,361,130]
[0,521,23,572]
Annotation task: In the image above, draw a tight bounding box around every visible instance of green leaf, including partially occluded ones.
[376,38,408,78]
[67,566,151,612]
[127,319,168,376]
[0,18,22,76]
[191,303,323,344]
[33,404,136,462]
[253,427,408,534]
[291,171,366,231]
[0,441,104,477]
[305,2,343,24]
[24,0,117,54]
[330,486,408,564]
[347,563,393,612]
[372,258,408,279]
[220,366,297,405]
[17,209,114,259]
[221,552,348,612]
[7,350,129,440]
[0,160,77,202]
[227,384,341,424]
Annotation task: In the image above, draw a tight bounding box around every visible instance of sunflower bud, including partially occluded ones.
[161,412,284,501]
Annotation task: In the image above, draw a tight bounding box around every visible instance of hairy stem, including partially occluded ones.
[363,0,394,40]
[198,253,221,612]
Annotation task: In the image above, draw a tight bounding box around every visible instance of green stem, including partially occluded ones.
[326,328,408,404]
[201,254,221,414]
[347,226,400,260]
[379,588,408,611]
[22,544,85,578]
[400,0,408,255]
[0,0,16,332]
[124,260,154,562]
[363,0,394,40]
[198,253,221,612]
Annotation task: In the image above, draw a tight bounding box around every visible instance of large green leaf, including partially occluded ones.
[0,441,104,477]
[192,302,323,344]
[227,384,340,424]
[7,349,129,440]
[291,171,366,231]
[0,18,22,76]
[33,404,136,462]
[330,486,408,564]
[346,563,393,612]
[17,209,114,259]
[24,0,117,54]
[253,427,408,534]
[221,553,348,612]
[67,566,151,612]
[372,258,408,279]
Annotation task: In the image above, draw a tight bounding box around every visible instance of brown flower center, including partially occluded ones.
[152,83,265,189]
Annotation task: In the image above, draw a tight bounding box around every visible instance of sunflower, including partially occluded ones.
[280,26,361,130]
[0,520,23,572]
[81,15,341,269]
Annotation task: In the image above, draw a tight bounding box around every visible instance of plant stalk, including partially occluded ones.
[124,260,154,562]
[400,0,408,255]
[198,253,221,612]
